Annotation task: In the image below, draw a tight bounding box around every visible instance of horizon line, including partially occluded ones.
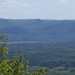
[0,18,75,20]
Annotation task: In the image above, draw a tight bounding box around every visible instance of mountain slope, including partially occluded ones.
[0,19,75,42]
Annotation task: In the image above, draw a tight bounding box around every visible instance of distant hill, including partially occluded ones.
[0,18,75,42]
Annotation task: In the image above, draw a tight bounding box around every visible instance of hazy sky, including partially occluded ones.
[0,0,75,19]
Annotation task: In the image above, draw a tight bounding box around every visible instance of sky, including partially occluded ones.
[0,0,75,19]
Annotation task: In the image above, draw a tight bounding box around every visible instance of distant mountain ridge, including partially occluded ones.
[0,18,75,42]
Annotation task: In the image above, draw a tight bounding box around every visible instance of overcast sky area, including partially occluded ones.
[0,0,75,19]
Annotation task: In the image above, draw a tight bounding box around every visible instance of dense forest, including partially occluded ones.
[8,42,75,75]
[1,33,75,75]
[0,33,48,75]
[8,42,75,68]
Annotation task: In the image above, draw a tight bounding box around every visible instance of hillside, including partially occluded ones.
[0,18,75,42]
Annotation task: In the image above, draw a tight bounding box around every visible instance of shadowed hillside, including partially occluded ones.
[0,18,75,42]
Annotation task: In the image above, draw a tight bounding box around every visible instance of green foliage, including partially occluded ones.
[0,33,48,75]
[39,67,49,73]
[0,33,9,58]
[0,60,13,75]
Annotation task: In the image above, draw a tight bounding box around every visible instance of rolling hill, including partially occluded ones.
[0,18,75,42]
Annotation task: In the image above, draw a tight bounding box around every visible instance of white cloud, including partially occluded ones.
[0,0,31,19]
[0,0,42,19]
[57,0,69,4]
[0,0,30,8]
[0,0,16,4]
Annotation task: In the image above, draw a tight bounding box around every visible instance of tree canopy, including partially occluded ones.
[0,33,48,75]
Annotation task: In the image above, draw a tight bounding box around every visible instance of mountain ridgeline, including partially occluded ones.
[0,18,75,42]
